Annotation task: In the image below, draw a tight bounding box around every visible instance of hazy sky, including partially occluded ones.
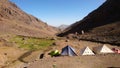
[10,0,106,26]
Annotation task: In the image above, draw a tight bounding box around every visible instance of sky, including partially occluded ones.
[10,0,106,27]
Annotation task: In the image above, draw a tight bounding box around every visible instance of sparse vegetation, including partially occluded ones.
[52,64,57,68]
[9,36,55,50]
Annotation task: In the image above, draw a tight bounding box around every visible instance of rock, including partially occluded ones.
[39,53,44,59]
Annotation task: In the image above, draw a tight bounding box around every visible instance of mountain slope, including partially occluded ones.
[0,0,58,37]
[58,0,120,44]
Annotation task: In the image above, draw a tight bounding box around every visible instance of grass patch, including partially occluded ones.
[9,36,55,50]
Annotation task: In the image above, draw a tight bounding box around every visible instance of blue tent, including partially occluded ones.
[61,45,77,56]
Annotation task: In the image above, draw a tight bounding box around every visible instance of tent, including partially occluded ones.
[80,46,95,55]
[61,45,77,56]
[93,45,114,54]
[49,50,60,57]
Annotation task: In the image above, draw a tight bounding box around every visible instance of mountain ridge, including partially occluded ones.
[0,0,58,37]
[58,0,120,45]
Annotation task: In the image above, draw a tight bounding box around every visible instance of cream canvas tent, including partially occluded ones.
[93,45,114,54]
[80,46,95,55]
[61,45,77,56]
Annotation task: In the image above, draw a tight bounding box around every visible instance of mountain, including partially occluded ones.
[58,0,120,45]
[0,0,58,37]
[58,24,69,31]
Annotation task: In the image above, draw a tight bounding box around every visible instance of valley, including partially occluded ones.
[0,0,120,68]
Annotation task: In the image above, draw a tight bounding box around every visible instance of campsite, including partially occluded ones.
[0,0,120,68]
[27,39,120,68]
[0,36,120,68]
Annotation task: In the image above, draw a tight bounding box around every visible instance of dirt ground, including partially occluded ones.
[28,54,120,68]
[0,46,27,68]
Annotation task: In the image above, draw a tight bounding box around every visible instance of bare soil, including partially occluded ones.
[28,54,120,68]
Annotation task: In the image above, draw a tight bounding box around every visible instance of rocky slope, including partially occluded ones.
[0,0,58,37]
[58,0,120,45]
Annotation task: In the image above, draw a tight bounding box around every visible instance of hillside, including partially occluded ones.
[58,0,120,45]
[0,0,58,37]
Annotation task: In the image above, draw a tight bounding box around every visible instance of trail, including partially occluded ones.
[17,50,34,63]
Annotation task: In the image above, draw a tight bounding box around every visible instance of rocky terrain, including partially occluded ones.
[28,55,120,68]
[0,0,58,38]
[0,0,120,68]
[0,0,58,67]
[58,0,120,45]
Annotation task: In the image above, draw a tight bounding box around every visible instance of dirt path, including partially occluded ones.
[17,51,34,63]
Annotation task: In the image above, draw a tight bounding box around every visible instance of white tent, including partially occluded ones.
[80,46,95,55]
[93,45,114,54]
